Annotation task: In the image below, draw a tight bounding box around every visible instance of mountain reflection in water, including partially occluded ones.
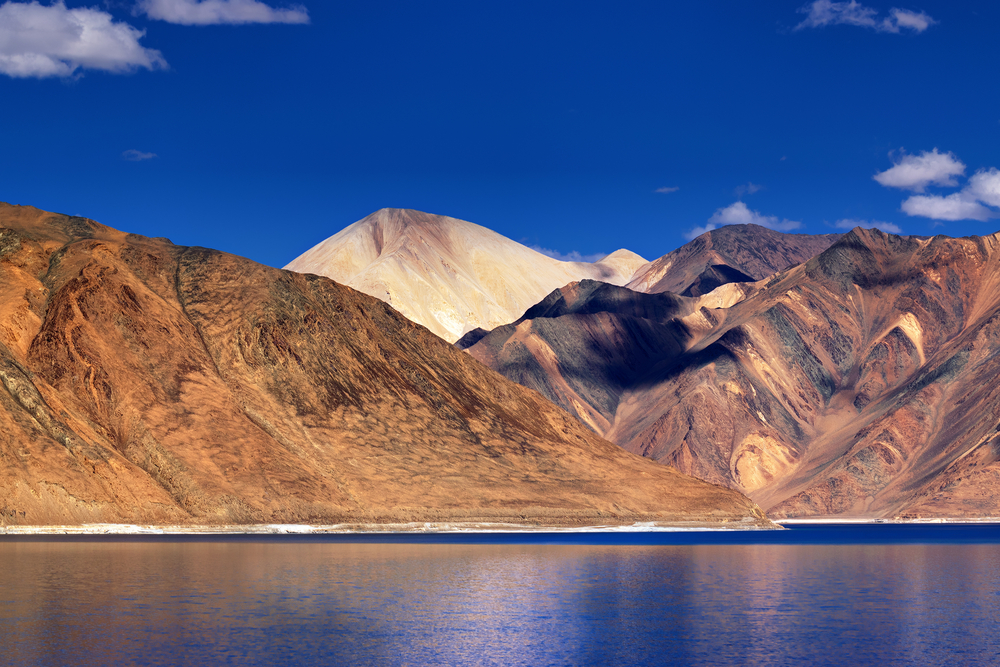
[2,532,999,665]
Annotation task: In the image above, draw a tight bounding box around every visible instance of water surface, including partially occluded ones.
[2,526,999,665]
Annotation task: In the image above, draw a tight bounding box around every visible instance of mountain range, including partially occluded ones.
[9,198,998,526]
[466,227,1000,519]
[0,202,765,527]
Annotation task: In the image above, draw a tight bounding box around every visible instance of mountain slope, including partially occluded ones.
[627,224,840,295]
[468,227,1000,519]
[0,202,765,527]
[284,208,648,341]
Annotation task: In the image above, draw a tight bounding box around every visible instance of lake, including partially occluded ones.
[2,525,999,665]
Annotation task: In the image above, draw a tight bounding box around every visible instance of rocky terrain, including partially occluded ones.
[0,202,767,528]
[284,208,648,342]
[467,226,1000,519]
[627,224,840,296]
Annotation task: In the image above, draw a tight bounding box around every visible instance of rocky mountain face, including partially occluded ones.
[467,227,1000,519]
[284,208,648,342]
[627,224,841,296]
[0,202,766,527]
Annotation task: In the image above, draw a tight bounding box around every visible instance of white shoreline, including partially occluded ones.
[0,520,779,536]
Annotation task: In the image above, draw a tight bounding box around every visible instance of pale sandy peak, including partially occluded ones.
[285,208,648,341]
[595,249,649,281]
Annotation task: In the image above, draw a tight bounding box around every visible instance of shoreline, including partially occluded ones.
[0,520,779,535]
[2,518,999,535]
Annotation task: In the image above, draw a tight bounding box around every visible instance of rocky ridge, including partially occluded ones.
[627,224,840,295]
[467,226,1000,519]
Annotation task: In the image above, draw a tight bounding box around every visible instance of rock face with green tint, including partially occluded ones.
[468,227,1000,519]
[0,202,767,528]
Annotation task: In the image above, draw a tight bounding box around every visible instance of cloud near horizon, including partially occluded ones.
[0,1,166,78]
[967,168,1000,209]
[901,192,994,222]
[834,218,902,234]
[136,0,309,25]
[686,201,802,240]
[795,1,936,34]
[529,245,607,263]
[875,151,1000,222]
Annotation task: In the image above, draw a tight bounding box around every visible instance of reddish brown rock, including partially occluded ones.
[469,226,1000,519]
[0,202,766,527]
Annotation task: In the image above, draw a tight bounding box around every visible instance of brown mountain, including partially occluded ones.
[0,202,767,528]
[627,224,840,296]
[283,208,648,342]
[467,227,1000,519]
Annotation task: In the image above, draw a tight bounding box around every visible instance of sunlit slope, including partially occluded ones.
[284,208,648,341]
[0,202,766,527]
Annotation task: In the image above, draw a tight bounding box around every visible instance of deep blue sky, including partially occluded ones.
[1,0,998,266]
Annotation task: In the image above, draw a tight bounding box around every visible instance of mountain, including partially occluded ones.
[0,202,766,527]
[465,280,748,436]
[627,224,841,295]
[467,227,1000,519]
[283,208,648,342]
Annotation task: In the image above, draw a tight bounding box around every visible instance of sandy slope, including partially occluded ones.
[284,208,648,341]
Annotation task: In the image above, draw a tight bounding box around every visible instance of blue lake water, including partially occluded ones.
[2,525,1000,666]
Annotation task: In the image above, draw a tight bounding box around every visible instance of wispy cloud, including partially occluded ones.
[122,149,157,161]
[874,149,965,192]
[654,186,679,194]
[734,182,762,197]
[136,0,309,25]
[0,1,166,79]
[795,1,936,34]
[686,201,802,240]
[834,218,902,234]
[874,151,1000,222]
[529,245,607,263]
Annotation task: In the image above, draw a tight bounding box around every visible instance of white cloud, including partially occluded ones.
[734,182,762,197]
[901,193,994,222]
[137,0,309,25]
[965,168,1000,208]
[873,149,965,192]
[795,1,936,33]
[686,201,802,240]
[834,218,903,234]
[529,245,607,263]
[654,186,679,194]
[875,151,1000,222]
[0,1,166,79]
[122,149,157,161]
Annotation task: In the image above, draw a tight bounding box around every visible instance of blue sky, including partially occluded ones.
[1,1,998,267]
